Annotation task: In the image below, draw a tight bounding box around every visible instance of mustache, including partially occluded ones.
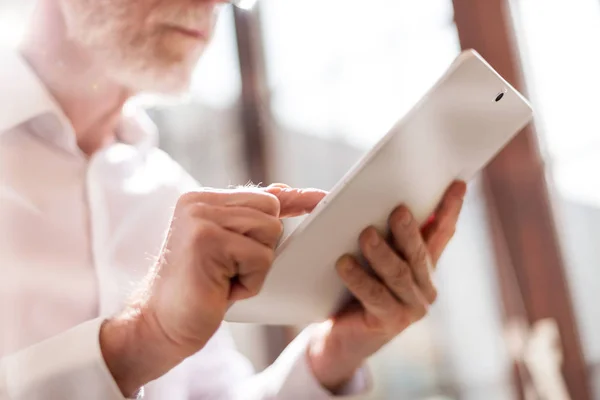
[149,5,217,30]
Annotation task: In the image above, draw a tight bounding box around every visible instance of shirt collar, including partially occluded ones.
[0,48,158,154]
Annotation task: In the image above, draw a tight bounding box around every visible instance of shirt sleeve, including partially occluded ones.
[0,318,373,400]
[0,318,127,400]
[234,325,373,400]
[188,323,375,400]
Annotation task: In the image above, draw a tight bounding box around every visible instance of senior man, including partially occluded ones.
[0,0,466,399]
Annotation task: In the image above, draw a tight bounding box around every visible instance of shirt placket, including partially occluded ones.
[84,153,118,318]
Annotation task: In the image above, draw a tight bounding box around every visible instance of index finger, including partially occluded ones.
[185,189,281,217]
[264,186,328,218]
[422,181,467,264]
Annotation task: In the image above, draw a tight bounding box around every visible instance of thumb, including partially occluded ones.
[264,185,328,218]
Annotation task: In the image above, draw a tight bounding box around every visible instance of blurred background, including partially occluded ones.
[2,0,600,399]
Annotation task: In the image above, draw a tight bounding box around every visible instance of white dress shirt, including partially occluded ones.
[0,49,370,400]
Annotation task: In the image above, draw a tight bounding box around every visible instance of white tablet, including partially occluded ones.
[225,49,533,325]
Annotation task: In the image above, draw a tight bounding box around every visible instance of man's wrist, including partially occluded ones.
[308,348,363,394]
[99,308,184,398]
[307,332,364,394]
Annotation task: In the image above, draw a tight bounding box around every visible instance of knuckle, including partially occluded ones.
[265,249,275,266]
[177,191,198,209]
[376,247,399,270]
[366,283,388,306]
[388,265,412,288]
[427,287,439,304]
[178,191,216,210]
[262,194,281,216]
[346,269,362,286]
[392,313,411,332]
[439,220,457,238]
[190,202,211,218]
[247,190,280,216]
[256,247,275,270]
[193,222,220,242]
[246,281,263,297]
[272,218,284,238]
[363,315,388,333]
[414,304,428,321]
[412,242,429,265]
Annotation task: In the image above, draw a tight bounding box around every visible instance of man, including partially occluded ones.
[0,0,467,399]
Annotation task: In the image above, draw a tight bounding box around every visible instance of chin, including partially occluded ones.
[107,56,197,96]
[112,62,199,109]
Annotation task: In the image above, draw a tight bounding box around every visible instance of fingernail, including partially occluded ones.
[266,187,282,196]
[269,183,291,189]
[401,209,412,227]
[338,256,354,272]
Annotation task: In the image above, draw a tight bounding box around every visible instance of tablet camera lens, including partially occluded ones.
[495,92,505,102]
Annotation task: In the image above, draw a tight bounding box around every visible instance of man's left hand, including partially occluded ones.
[307,181,467,393]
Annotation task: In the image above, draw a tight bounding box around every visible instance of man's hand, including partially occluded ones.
[308,181,467,393]
[100,185,326,397]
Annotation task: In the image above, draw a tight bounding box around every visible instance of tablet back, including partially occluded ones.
[225,49,533,325]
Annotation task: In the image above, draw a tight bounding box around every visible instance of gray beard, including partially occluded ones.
[59,0,198,94]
